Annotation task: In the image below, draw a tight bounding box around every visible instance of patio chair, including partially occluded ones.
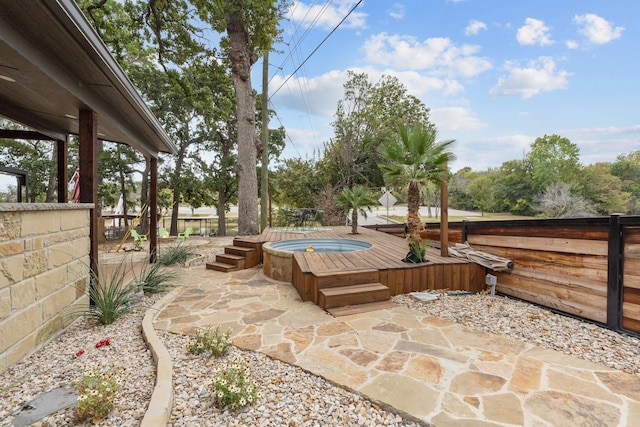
[130,229,147,242]
[178,227,192,241]
[130,229,147,249]
[158,227,169,238]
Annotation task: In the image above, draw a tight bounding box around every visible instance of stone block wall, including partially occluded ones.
[0,204,91,372]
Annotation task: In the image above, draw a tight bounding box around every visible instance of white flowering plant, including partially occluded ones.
[211,358,259,411]
[73,368,120,421]
[188,325,232,357]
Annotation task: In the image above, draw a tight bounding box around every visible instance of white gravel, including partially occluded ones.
[0,296,160,427]
[393,291,640,376]
[2,278,639,426]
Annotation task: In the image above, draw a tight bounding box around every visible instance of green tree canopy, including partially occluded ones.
[322,72,434,188]
[527,134,580,192]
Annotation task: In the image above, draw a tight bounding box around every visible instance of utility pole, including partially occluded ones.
[260,51,269,232]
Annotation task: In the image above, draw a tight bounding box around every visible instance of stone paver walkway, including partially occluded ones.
[153,266,640,426]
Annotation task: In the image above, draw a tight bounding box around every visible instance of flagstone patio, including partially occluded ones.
[152,266,640,426]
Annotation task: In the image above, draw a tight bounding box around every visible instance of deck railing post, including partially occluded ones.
[462,220,468,243]
[607,214,623,331]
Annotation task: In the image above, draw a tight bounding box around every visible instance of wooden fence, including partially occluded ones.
[369,216,640,337]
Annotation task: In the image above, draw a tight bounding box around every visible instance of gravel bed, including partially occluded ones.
[393,291,640,376]
[160,331,421,427]
[0,295,160,427]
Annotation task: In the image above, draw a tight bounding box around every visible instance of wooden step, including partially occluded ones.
[226,245,253,255]
[216,253,246,269]
[318,283,390,309]
[315,269,380,289]
[226,245,260,267]
[206,261,239,273]
[327,300,397,317]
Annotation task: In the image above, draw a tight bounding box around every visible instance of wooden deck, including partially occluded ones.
[236,227,486,308]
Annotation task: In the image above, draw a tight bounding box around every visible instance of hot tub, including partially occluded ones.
[262,238,373,282]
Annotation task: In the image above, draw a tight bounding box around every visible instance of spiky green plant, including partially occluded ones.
[158,242,198,266]
[133,261,179,294]
[84,259,137,325]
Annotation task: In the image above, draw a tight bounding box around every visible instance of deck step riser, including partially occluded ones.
[226,246,253,254]
[217,254,246,269]
[228,242,261,267]
[316,271,380,289]
[319,283,390,309]
[206,262,239,272]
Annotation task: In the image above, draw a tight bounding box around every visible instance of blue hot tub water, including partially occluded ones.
[269,238,372,253]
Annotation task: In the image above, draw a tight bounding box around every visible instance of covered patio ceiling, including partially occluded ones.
[0,0,177,158]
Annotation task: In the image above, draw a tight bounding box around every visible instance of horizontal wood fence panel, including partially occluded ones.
[468,235,608,256]
[470,244,608,270]
[497,271,607,308]
[623,227,640,244]
[497,279,606,323]
[498,267,607,296]
[623,299,640,321]
[466,224,609,240]
[498,284,606,323]
[623,259,640,290]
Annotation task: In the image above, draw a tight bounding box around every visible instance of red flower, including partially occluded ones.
[74,349,85,358]
[95,338,111,348]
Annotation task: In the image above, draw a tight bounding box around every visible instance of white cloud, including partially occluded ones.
[362,33,492,77]
[562,125,640,136]
[431,107,487,132]
[517,18,553,46]
[574,14,624,45]
[283,127,326,152]
[565,40,579,50]
[453,134,533,171]
[388,3,405,20]
[465,20,487,36]
[270,66,468,120]
[287,0,367,30]
[270,70,347,117]
[489,57,571,98]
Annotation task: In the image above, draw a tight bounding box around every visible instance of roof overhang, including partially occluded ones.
[0,0,177,157]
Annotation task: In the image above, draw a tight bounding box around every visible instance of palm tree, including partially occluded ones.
[378,126,456,255]
[335,185,378,234]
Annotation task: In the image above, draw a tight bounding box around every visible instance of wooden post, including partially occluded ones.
[440,162,449,257]
[56,138,68,203]
[260,51,269,232]
[607,214,623,331]
[79,110,99,283]
[149,157,158,263]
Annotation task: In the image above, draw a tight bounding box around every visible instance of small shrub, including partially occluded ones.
[134,262,179,294]
[158,242,198,266]
[187,325,232,357]
[211,358,259,411]
[74,368,121,422]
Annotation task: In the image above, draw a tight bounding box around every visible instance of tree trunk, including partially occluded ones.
[226,3,259,236]
[170,145,187,236]
[351,209,358,234]
[139,158,150,233]
[45,150,57,203]
[406,180,423,242]
[217,190,227,237]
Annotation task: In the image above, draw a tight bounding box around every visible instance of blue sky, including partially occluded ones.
[261,0,640,171]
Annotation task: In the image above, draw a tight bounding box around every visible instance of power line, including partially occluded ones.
[269,0,364,100]
[269,102,302,158]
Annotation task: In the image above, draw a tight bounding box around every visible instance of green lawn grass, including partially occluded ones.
[388,212,534,223]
